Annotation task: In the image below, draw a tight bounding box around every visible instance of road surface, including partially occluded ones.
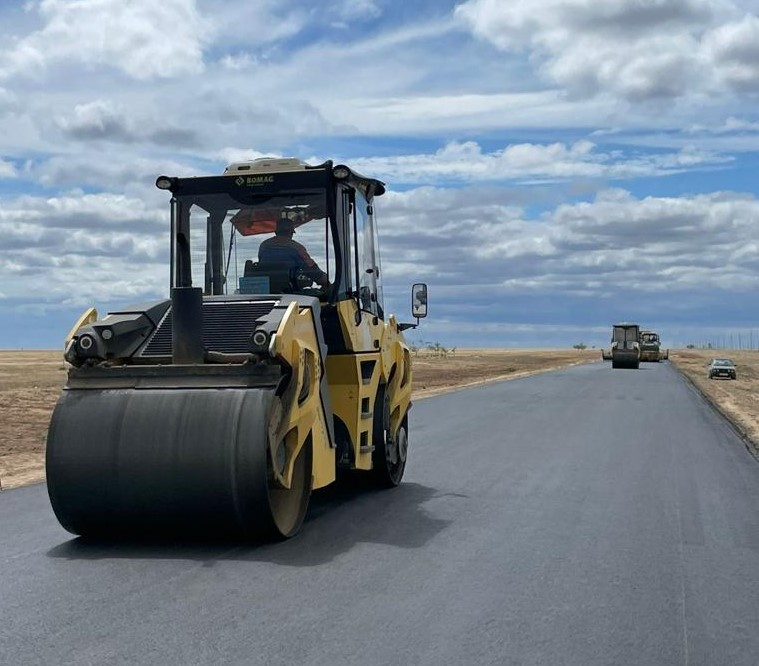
[2,361,759,665]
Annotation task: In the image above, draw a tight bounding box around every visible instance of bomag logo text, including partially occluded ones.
[238,175,274,186]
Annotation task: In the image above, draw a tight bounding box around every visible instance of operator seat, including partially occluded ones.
[244,260,295,293]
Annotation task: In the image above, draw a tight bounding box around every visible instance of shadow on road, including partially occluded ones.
[45,481,454,567]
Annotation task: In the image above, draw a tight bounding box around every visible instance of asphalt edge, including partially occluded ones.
[669,360,759,462]
[412,358,600,401]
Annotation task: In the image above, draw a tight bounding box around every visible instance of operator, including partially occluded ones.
[258,217,330,288]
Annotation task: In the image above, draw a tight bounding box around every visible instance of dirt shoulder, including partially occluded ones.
[0,349,598,490]
[412,348,598,399]
[0,352,67,490]
[668,349,759,458]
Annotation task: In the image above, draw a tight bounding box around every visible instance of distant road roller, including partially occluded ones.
[610,322,640,369]
[46,158,427,540]
[639,330,663,362]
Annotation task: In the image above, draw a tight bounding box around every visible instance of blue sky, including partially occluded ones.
[2,0,759,350]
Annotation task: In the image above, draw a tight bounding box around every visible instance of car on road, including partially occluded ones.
[708,358,737,380]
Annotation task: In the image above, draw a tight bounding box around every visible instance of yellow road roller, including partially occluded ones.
[46,158,427,540]
[639,330,663,362]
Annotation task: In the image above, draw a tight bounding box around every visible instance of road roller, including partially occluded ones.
[610,322,640,369]
[639,330,664,362]
[46,158,428,540]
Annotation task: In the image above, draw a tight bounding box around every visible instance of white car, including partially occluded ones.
[708,358,737,380]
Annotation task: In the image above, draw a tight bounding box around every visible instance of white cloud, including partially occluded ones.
[348,140,731,184]
[0,0,209,81]
[329,0,382,24]
[377,185,759,295]
[0,190,169,308]
[455,0,759,101]
[713,117,759,133]
[2,179,758,346]
[0,158,17,178]
[703,13,759,92]
[56,99,135,141]
[1,0,759,348]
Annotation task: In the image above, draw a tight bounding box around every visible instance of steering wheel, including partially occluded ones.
[293,268,314,289]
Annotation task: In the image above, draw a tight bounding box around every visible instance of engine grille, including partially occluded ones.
[140,300,277,357]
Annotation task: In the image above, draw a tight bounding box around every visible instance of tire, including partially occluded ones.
[371,385,408,488]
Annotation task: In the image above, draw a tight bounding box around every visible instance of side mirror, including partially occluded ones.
[411,283,428,320]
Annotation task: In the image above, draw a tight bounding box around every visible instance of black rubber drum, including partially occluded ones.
[46,387,311,539]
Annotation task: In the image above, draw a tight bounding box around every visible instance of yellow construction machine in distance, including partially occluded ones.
[639,330,668,362]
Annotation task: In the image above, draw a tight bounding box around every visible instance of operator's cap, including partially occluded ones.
[276,217,295,234]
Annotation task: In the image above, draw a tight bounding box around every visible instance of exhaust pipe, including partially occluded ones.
[172,286,204,364]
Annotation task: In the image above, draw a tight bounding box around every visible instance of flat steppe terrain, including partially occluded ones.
[2,347,757,489]
[668,348,759,453]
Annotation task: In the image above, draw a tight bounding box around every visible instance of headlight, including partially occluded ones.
[155,175,175,190]
[78,334,95,351]
[249,329,270,352]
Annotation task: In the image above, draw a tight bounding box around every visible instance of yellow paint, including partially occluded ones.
[379,314,412,443]
[325,353,381,470]
[270,302,335,490]
[269,298,413,483]
[326,303,412,471]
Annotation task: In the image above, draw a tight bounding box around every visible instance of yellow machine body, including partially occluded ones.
[47,158,421,540]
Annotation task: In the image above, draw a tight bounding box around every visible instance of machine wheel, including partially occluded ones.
[46,387,312,540]
[371,386,408,487]
[612,360,619,369]
[266,437,312,539]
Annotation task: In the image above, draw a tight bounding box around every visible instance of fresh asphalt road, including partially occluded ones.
[2,361,759,665]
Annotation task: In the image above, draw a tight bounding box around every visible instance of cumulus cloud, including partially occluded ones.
[374,183,759,346]
[703,13,759,92]
[55,98,199,147]
[2,179,758,347]
[0,190,170,309]
[377,185,759,293]
[454,0,759,101]
[348,140,731,185]
[1,0,759,348]
[56,100,136,142]
[0,0,208,81]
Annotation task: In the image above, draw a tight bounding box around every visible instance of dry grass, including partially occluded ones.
[411,348,598,398]
[668,349,759,456]
[0,351,67,489]
[0,348,598,489]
